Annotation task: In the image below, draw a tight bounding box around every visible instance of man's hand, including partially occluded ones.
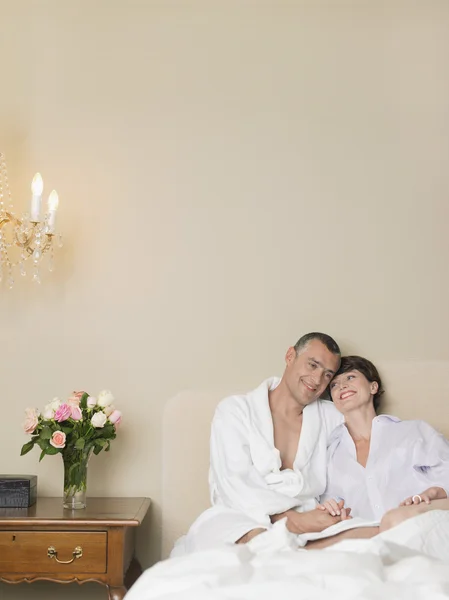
[400,486,447,506]
[271,505,352,535]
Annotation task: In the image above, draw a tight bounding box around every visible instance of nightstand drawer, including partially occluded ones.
[0,531,107,573]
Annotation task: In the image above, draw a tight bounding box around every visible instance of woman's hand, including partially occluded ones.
[400,486,448,506]
[316,498,352,519]
[271,505,352,534]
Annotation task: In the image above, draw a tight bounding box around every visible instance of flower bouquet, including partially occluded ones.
[21,390,122,509]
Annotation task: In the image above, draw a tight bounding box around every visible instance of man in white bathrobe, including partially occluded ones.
[176,332,351,555]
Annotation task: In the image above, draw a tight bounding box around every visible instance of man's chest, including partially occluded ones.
[272,415,303,471]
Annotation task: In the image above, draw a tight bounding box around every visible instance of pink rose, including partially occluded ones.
[23,408,39,434]
[109,410,122,427]
[54,403,71,422]
[72,391,85,399]
[70,405,83,421]
[50,430,66,449]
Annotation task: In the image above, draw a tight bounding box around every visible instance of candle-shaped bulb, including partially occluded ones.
[30,173,44,221]
[47,190,59,232]
[48,190,59,211]
[31,173,44,196]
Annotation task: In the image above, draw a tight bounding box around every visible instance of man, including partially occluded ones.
[174,332,351,556]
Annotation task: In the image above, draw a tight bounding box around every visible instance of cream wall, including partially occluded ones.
[1,1,449,598]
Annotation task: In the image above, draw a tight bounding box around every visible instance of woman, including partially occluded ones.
[319,356,449,529]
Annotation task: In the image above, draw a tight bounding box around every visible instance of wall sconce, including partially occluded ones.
[0,153,63,288]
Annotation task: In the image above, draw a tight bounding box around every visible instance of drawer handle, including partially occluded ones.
[47,545,83,564]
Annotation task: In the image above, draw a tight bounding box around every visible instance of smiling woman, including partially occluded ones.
[330,356,384,412]
[319,356,449,525]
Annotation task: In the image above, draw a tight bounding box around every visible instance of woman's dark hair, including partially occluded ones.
[333,355,384,412]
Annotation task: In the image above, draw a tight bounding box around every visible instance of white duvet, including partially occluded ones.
[126,511,449,600]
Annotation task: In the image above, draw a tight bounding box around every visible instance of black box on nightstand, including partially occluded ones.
[0,475,37,507]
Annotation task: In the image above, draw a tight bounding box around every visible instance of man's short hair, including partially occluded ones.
[293,332,341,357]
[334,355,384,412]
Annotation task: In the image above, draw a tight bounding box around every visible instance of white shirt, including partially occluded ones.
[321,415,449,520]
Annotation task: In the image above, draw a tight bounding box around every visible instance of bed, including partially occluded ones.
[129,360,449,599]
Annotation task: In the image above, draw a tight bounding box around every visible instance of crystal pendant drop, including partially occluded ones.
[32,268,41,284]
[32,248,42,263]
[20,262,26,276]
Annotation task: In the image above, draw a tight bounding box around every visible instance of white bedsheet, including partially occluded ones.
[126,511,449,600]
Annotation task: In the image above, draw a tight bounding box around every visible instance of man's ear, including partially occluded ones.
[371,381,379,395]
[285,347,296,366]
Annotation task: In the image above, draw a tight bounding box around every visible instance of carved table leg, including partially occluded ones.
[109,585,127,600]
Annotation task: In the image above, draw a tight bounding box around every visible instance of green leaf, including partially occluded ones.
[93,444,103,455]
[39,449,46,462]
[75,438,85,450]
[80,393,89,409]
[40,426,52,440]
[45,446,60,455]
[61,426,72,434]
[20,441,35,456]
[37,439,50,451]
[94,425,115,440]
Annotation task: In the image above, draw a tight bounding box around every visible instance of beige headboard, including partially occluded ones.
[161,360,449,558]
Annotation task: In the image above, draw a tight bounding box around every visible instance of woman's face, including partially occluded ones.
[330,370,378,414]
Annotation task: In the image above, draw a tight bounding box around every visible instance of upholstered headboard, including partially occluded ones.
[161,360,449,558]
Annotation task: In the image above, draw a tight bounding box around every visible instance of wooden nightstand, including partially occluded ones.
[0,496,151,600]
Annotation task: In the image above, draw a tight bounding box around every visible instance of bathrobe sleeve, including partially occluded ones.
[209,401,301,524]
[412,421,449,498]
[320,400,345,442]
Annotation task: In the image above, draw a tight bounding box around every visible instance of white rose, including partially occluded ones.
[87,396,97,408]
[97,390,115,408]
[42,406,55,420]
[91,411,107,428]
[49,397,61,411]
[104,405,115,417]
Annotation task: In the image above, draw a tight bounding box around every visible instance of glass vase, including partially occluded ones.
[62,448,92,510]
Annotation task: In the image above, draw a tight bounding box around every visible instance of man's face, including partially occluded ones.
[284,340,340,408]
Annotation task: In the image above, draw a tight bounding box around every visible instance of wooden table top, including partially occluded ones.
[0,497,151,527]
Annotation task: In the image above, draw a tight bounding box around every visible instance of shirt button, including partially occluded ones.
[375,504,380,509]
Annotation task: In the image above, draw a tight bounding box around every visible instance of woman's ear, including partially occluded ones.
[371,381,379,395]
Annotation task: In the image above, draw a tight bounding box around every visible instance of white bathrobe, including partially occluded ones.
[174,377,344,555]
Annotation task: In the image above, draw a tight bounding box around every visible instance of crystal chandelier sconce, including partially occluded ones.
[0,153,62,288]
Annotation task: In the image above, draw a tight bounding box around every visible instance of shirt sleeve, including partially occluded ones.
[209,402,301,525]
[412,421,449,498]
